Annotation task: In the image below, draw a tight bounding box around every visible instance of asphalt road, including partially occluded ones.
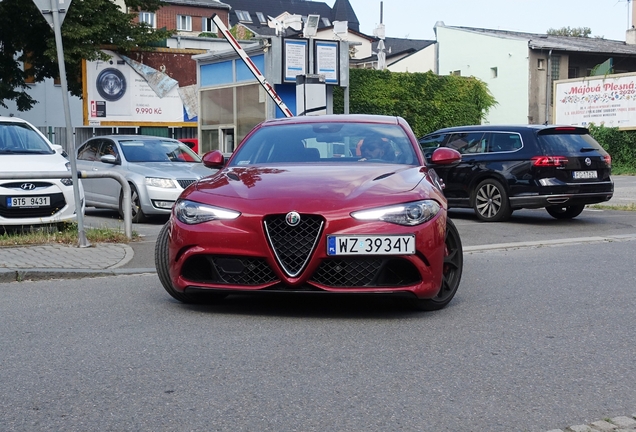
[1,237,636,431]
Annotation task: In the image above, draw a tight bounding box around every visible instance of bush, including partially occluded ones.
[333,69,497,137]
[588,125,636,174]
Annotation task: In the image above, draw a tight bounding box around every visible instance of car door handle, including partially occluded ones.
[92,167,99,171]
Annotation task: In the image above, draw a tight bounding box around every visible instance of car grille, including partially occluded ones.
[181,255,278,285]
[177,179,196,189]
[264,214,324,277]
[0,193,66,219]
[311,258,422,287]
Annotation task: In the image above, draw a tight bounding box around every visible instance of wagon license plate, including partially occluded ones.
[573,170,597,179]
[7,196,50,208]
[327,235,415,256]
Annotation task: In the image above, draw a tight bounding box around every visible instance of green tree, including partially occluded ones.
[546,26,592,37]
[0,0,173,111]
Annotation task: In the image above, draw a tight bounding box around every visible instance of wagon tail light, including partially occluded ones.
[603,155,612,167]
[532,156,569,167]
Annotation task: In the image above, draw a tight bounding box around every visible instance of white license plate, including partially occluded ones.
[327,235,415,256]
[573,170,597,179]
[7,196,50,208]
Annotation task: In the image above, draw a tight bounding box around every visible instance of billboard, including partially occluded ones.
[554,72,636,130]
[83,50,197,126]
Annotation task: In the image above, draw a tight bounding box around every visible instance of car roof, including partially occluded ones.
[84,135,180,141]
[0,116,30,124]
[423,124,589,135]
[259,114,402,127]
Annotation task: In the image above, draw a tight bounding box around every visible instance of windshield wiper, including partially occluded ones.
[580,147,597,152]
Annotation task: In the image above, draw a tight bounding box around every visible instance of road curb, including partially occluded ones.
[0,267,156,283]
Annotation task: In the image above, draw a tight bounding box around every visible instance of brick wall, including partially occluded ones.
[133,5,228,35]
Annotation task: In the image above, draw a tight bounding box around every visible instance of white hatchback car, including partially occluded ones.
[0,116,84,229]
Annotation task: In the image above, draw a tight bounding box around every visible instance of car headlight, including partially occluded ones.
[65,162,71,171]
[175,199,241,225]
[351,200,441,226]
[146,177,176,188]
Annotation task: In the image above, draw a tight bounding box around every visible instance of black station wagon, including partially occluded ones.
[419,125,614,222]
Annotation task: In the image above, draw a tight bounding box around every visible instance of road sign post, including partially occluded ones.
[32,0,90,247]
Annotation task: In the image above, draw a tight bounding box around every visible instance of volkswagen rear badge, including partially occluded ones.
[20,183,36,190]
[285,211,301,227]
[585,157,592,166]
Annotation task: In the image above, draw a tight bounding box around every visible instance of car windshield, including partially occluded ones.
[119,139,202,163]
[0,122,55,154]
[228,122,418,166]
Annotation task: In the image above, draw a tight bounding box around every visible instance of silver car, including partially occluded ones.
[76,135,215,222]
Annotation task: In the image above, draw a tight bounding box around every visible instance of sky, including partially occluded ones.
[338,0,633,41]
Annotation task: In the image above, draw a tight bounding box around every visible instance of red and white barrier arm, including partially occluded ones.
[211,14,294,118]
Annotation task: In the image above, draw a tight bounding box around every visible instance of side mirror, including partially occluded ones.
[430,147,461,165]
[202,150,225,168]
[100,154,119,164]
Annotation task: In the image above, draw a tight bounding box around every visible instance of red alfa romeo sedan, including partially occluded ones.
[155,114,463,311]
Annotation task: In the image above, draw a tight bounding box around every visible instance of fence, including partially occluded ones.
[36,126,198,153]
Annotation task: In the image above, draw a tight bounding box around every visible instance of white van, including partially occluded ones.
[0,116,85,229]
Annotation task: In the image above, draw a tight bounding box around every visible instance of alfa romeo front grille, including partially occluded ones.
[264,214,324,277]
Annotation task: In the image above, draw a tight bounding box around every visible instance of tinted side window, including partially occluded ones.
[419,133,446,149]
[487,132,523,153]
[98,140,119,159]
[77,140,101,161]
[447,132,486,154]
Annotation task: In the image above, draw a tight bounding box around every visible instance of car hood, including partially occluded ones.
[125,162,215,179]
[0,153,68,173]
[194,164,435,206]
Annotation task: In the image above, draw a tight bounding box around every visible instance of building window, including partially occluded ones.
[177,15,192,31]
[450,70,461,76]
[321,17,331,27]
[490,67,498,78]
[550,56,561,105]
[202,17,217,33]
[537,58,545,70]
[139,12,156,28]
[236,10,252,22]
[255,12,266,24]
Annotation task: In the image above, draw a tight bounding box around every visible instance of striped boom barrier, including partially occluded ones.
[211,14,294,118]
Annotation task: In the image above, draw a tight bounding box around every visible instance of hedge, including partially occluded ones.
[588,125,636,173]
[333,68,497,138]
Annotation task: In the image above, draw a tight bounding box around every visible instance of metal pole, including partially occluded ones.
[50,0,89,247]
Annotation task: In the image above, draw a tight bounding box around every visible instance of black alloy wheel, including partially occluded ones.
[545,204,585,219]
[119,183,147,223]
[473,178,512,222]
[155,222,227,304]
[411,218,463,311]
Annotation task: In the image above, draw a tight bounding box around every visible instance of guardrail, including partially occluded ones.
[0,171,132,241]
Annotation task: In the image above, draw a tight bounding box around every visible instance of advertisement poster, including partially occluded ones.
[84,50,196,126]
[554,72,636,130]
[315,41,338,85]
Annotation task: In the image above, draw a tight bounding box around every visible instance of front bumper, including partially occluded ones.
[167,212,448,299]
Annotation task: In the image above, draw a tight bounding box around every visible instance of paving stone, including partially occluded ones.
[568,425,594,432]
[590,420,618,431]
[611,417,636,429]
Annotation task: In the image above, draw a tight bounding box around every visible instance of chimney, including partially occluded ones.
[628,1,636,44]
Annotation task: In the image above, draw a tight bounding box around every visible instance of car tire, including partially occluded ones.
[545,204,585,219]
[155,222,227,304]
[119,183,147,223]
[411,218,463,311]
[473,178,512,222]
